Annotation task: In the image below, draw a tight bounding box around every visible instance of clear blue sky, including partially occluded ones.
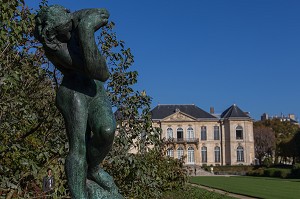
[26,0,300,121]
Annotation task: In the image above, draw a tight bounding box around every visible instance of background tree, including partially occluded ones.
[253,125,276,165]
[255,119,299,164]
[292,131,300,163]
[279,130,300,164]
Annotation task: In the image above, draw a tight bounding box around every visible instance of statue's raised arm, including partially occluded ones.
[74,8,110,81]
[34,5,109,81]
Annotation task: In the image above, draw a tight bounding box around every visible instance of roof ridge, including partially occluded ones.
[151,104,216,119]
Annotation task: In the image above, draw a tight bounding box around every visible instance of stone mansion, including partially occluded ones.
[151,104,255,166]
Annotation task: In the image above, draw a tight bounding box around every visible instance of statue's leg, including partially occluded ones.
[56,85,89,199]
[86,94,117,192]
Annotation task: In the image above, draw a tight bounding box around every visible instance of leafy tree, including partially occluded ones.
[255,119,299,164]
[280,130,300,164]
[253,125,276,165]
[292,131,300,162]
[0,1,187,198]
[0,1,68,198]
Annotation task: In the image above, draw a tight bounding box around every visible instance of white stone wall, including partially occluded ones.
[156,112,255,166]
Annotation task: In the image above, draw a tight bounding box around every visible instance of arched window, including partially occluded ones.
[201,126,207,140]
[236,126,243,140]
[201,146,207,163]
[237,146,244,162]
[214,126,220,140]
[214,146,220,163]
[167,128,173,139]
[167,148,174,157]
[177,128,183,140]
[187,127,194,139]
[177,147,184,159]
[187,147,195,163]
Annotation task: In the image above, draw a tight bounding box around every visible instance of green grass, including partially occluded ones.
[190,176,300,199]
[161,186,234,199]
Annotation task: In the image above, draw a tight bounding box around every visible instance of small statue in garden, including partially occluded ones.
[34,5,122,199]
[42,168,55,194]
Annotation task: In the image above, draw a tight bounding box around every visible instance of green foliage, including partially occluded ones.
[0,0,67,198]
[287,130,300,163]
[247,166,293,179]
[246,167,265,176]
[290,163,300,178]
[212,165,254,175]
[254,120,300,164]
[102,149,187,198]
[263,168,290,178]
[262,157,273,167]
[0,0,33,48]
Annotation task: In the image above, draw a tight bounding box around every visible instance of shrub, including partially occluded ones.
[273,169,289,178]
[213,165,254,175]
[246,168,264,177]
[263,168,291,178]
[247,166,293,178]
[263,168,274,177]
[201,165,209,171]
[291,163,300,178]
[103,149,187,198]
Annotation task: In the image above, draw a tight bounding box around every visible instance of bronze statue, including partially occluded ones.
[34,5,122,199]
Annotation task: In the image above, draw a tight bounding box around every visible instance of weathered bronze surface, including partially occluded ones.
[34,5,122,199]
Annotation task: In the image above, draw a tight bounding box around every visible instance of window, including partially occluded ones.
[237,146,244,162]
[167,128,173,139]
[236,126,243,140]
[187,127,194,139]
[167,148,174,157]
[214,126,220,140]
[201,126,207,140]
[214,146,220,163]
[187,147,195,163]
[177,147,184,159]
[177,128,183,140]
[201,146,207,163]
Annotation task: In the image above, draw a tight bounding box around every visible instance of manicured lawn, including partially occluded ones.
[161,186,234,199]
[190,176,300,199]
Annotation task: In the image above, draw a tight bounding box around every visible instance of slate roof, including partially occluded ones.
[221,104,250,118]
[151,104,216,120]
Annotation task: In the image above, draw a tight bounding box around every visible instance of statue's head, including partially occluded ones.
[34,5,72,50]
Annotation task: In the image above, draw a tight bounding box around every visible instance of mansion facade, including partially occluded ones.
[151,104,255,166]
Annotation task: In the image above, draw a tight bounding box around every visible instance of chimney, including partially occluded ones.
[261,113,268,121]
[210,107,215,114]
